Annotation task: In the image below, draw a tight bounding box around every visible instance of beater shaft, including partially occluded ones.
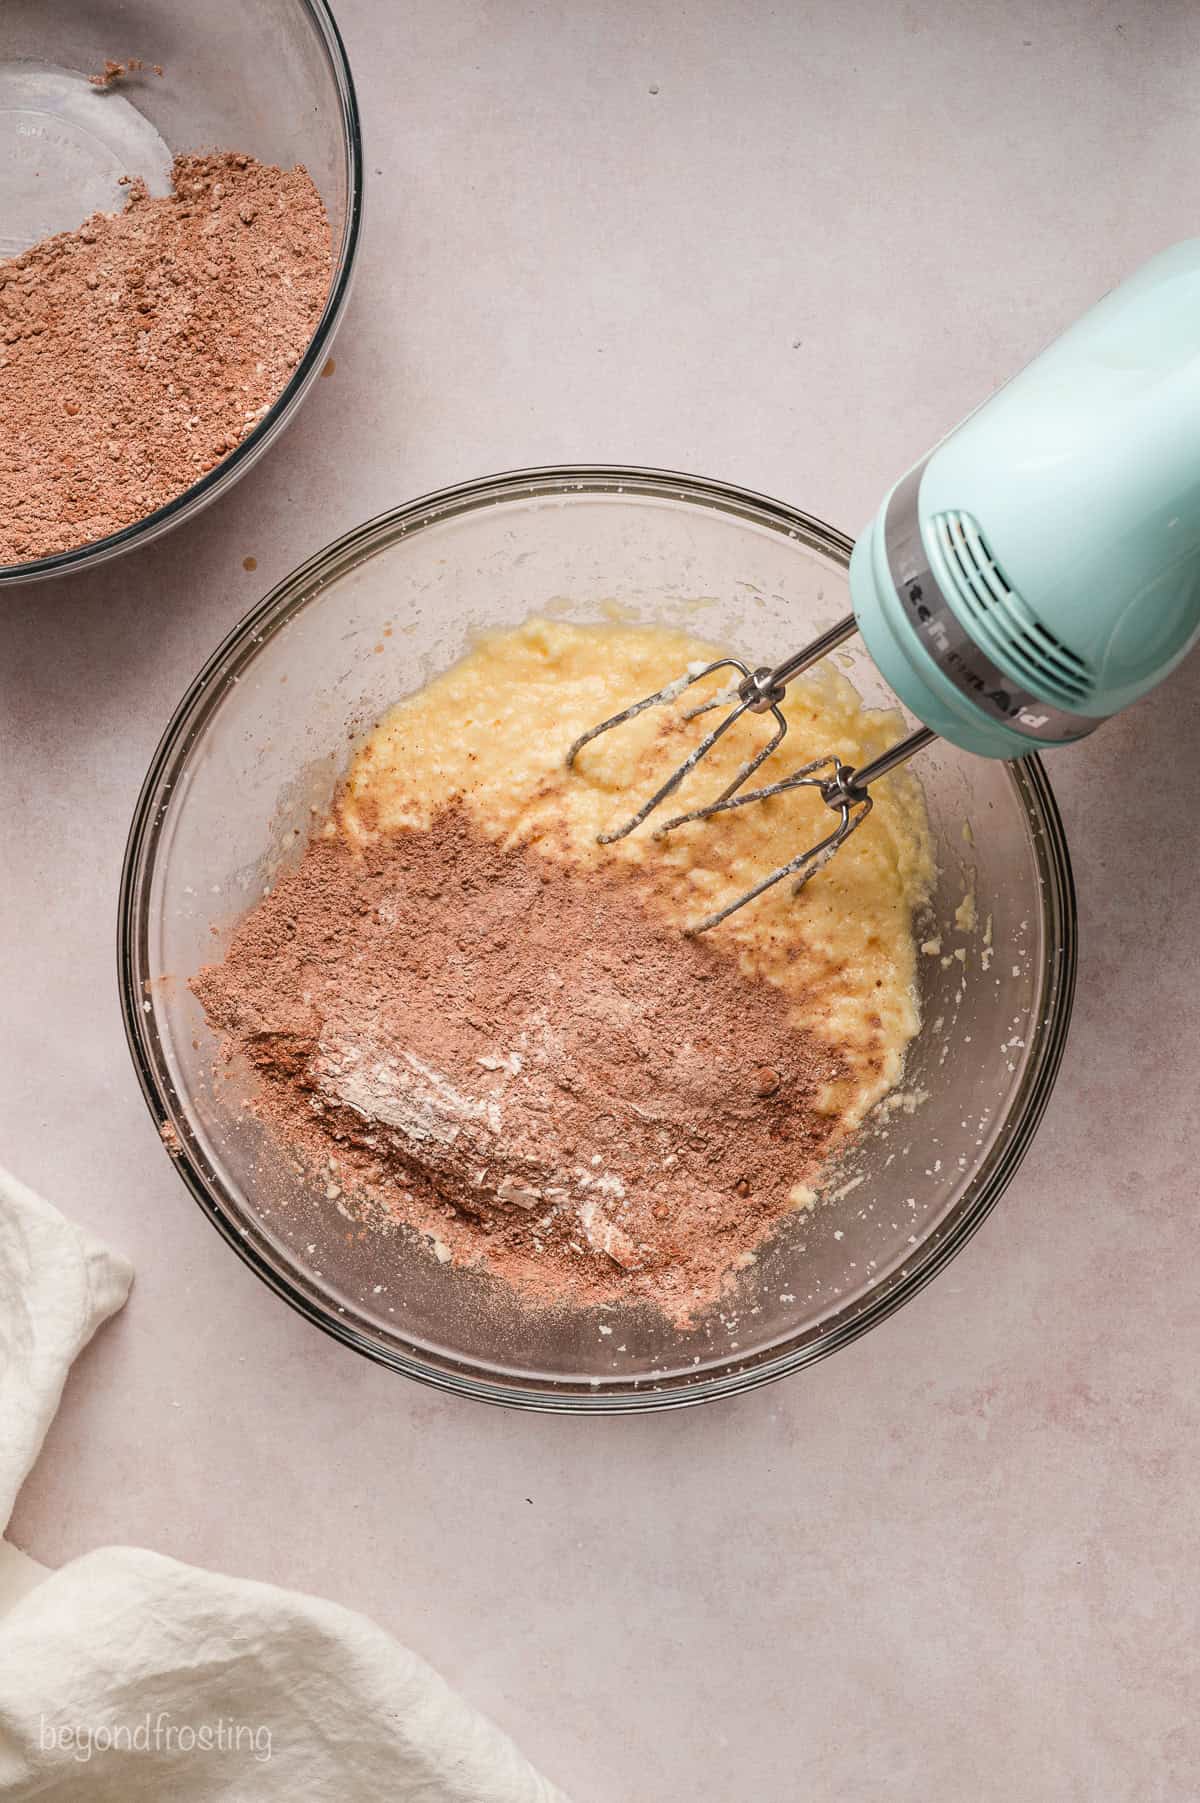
[749,613,858,704]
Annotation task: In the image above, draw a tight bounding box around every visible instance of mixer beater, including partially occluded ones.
[565,618,935,933]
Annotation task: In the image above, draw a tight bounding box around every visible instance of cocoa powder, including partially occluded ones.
[193,810,851,1325]
[0,152,331,564]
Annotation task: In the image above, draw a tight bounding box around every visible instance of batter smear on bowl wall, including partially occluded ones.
[191,618,934,1326]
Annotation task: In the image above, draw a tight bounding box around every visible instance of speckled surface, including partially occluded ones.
[3,3,1199,1798]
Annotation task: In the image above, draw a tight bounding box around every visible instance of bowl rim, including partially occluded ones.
[0,0,363,586]
[118,464,1078,1413]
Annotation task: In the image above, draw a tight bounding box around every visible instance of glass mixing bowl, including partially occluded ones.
[0,0,361,584]
[120,468,1076,1412]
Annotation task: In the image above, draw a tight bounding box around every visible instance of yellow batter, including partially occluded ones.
[339,618,934,1142]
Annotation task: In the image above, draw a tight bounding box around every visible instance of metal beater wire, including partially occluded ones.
[686,793,873,936]
[565,657,787,843]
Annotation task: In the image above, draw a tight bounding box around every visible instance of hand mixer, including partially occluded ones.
[567,240,1200,932]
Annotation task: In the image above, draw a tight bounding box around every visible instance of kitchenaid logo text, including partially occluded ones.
[906,582,1050,729]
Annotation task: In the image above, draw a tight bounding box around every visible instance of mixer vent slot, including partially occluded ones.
[933,511,1093,706]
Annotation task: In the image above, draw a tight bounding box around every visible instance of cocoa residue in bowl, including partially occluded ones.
[192,808,852,1325]
[0,151,330,565]
[89,57,164,88]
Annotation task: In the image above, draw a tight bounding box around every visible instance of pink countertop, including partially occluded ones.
[3,3,1198,1797]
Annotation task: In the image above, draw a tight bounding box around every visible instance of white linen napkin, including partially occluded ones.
[0,1164,569,1803]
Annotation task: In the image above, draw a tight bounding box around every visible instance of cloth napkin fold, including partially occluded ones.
[0,1164,568,1802]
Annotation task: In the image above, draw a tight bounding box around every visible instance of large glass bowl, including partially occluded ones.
[0,0,361,584]
[120,468,1076,1412]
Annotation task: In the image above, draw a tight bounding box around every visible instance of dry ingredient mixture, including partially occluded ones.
[0,152,331,564]
[194,812,851,1321]
[192,619,935,1325]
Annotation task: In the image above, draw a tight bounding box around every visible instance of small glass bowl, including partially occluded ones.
[0,0,361,584]
[120,468,1076,1412]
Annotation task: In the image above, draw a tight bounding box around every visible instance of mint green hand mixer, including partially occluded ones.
[568,241,1200,931]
